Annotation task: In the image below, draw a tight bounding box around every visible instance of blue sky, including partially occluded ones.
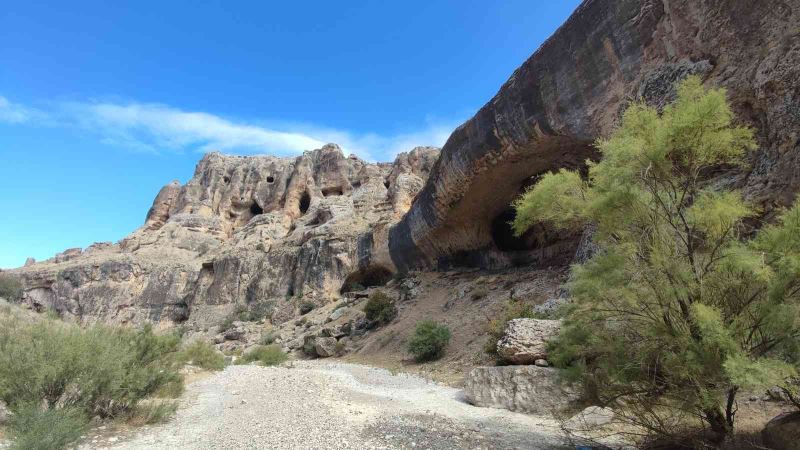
[0,0,581,268]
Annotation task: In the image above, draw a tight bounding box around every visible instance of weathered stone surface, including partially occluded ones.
[12,145,439,327]
[313,337,338,358]
[496,318,561,364]
[389,0,800,271]
[763,412,800,450]
[464,365,578,415]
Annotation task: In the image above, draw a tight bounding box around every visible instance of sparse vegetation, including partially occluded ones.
[363,290,397,325]
[220,303,272,331]
[0,273,23,302]
[237,344,288,366]
[470,287,489,301]
[408,320,451,362]
[299,301,316,315]
[0,310,183,449]
[125,400,179,426]
[513,76,800,446]
[260,330,278,345]
[176,340,226,371]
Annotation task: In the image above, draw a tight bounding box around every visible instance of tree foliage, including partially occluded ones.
[513,76,799,445]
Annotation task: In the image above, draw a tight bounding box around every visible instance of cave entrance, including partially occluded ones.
[322,187,343,197]
[491,208,534,251]
[250,202,264,216]
[340,265,393,294]
[299,191,311,215]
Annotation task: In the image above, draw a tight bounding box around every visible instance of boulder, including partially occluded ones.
[763,412,800,450]
[496,318,561,364]
[313,337,338,358]
[464,365,578,415]
[223,328,245,341]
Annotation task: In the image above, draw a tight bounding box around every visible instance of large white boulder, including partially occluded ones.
[464,365,578,415]
[496,318,561,364]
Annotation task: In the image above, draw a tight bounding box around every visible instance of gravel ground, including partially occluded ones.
[77,361,569,450]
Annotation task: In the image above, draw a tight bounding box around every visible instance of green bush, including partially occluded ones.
[260,331,278,345]
[0,314,182,449]
[7,405,88,450]
[363,290,397,325]
[176,340,225,371]
[0,273,23,302]
[299,301,315,315]
[408,320,451,362]
[237,344,288,366]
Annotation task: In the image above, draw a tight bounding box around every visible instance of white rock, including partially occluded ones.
[496,318,561,364]
[464,365,578,414]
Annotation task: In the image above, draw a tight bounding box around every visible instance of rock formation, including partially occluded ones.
[14,145,438,326]
[389,0,800,271]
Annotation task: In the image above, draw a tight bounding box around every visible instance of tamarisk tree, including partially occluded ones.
[513,76,800,445]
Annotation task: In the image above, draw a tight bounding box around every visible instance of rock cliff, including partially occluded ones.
[389,0,800,271]
[15,145,438,326]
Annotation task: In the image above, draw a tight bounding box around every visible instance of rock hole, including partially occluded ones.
[340,265,393,294]
[250,202,264,216]
[267,176,275,183]
[352,181,362,189]
[383,180,390,189]
[223,176,230,184]
[322,187,343,197]
[299,191,311,215]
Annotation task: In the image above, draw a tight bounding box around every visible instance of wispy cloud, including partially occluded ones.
[1,95,464,161]
[0,96,46,124]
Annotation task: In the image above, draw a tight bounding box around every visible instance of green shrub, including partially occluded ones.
[408,320,451,362]
[363,290,397,325]
[470,287,489,301]
[0,314,182,449]
[299,301,315,315]
[260,331,278,345]
[237,345,288,366]
[176,340,225,371]
[0,273,22,302]
[7,405,88,450]
[126,400,178,426]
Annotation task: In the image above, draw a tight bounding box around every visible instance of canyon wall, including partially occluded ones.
[389,0,800,271]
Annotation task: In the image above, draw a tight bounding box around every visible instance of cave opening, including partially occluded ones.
[340,265,393,294]
[299,191,311,215]
[250,202,264,216]
[266,176,275,183]
[491,208,533,251]
[322,187,343,197]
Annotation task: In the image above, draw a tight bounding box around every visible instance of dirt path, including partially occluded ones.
[80,361,568,450]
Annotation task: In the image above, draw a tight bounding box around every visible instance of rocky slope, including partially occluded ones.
[14,145,438,327]
[389,0,800,271]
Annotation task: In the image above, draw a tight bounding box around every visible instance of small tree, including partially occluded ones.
[0,273,23,302]
[513,76,800,445]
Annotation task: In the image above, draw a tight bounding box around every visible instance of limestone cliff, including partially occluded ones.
[16,145,438,326]
[389,0,800,271]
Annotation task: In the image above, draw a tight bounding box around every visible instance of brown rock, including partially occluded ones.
[763,412,800,450]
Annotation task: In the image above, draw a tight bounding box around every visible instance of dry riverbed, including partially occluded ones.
[77,361,569,450]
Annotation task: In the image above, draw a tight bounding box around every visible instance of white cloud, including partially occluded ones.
[1,94,464,161]
[0,96,45,124]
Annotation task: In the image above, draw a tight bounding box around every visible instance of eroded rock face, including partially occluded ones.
[389,0,800,271]
[496,318,561,365]
[13,145,439,327]
[464,365,578,415]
